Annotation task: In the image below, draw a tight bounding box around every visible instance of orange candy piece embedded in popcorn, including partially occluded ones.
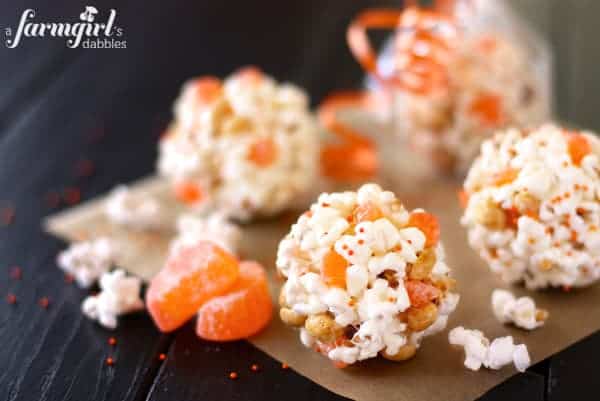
[405,280,441,308]
[196,261,273,341]
[192,77,223,105]
[492,167,519,186]
[321,249,349,288]
[407,212,440,247]
[248,137,278,167]
[353,201,384,223]
[469,93,504,127]
[174,182,203,205]
[146,242,239,332]
[566,132,591,166]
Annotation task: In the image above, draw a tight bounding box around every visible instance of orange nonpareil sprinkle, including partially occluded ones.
[281,363,289,369]
[159,353,167,361]
[250,364,259,372]
[174,182,203,205]
[228,371,238,380]
[64,274,74,284]
[105,357,114,366]
[1,207,15,225]
[469,93,504,127]
[10,266,21,280]
[108,337,117,346]
[38,297,50,309]
[64,187,81,205]
[247,137,278,167]
[6,293,16,304]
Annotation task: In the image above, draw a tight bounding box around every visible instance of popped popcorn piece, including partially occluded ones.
[449,327,531,372]
[169,213,241,255]
[492,289,548,330]
[81,269,144,329]
[105,185,165,230]
[57,238,115,288]
[462,124,600,289]
[157,67,319,221]
[277,183,459,366]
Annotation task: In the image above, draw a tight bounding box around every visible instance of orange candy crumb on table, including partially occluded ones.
[105,357,114,366]
[407,212,440,247]
[228,371,238,380]
[566,132,591,166]
[321,249,349,289]
[196,261,273,342]
[146,241,239,333]
[248,137,278,167]
[174,182,203,205]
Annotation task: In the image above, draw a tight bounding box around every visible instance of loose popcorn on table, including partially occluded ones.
[57,237,115,288]
[492,289,548,330]
[449,326,530,372]
[82,269,144,329]
[276,183,459,366]
[105,185,165,230]
[157,67,319,221]
[169,213,241,255]
[461,124,600,290]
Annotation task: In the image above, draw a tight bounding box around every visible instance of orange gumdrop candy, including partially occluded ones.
[405,280,441,308]
[353,201,383,223]
[146,242,239,332]
[248,138,278,167]
[174,182,203,205]
[196,261,273,341]
[567,132,591,166]
[469,93,504,127]
[322,249,349,288]
[407,212,440,247]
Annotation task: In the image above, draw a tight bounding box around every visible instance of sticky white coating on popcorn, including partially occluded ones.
[57,237,115,288]
[105,185,165,230]
[277,183,459,365]
[169,213,241,255]
[461,124,600,290]
[395,33,548,174]
[492,289,548,330]
[449,326,530,372]
[82,269,144,330]
[157,67,319,221]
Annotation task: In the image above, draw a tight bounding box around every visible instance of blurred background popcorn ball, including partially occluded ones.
[276,183,459,366]
[157,67,319,221]
[461,124,600,290]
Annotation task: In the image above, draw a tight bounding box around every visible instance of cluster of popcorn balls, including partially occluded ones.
[53,62,600,374]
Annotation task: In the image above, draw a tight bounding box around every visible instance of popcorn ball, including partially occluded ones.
[157,67,319,221]
[276,183,459,366]
[461,124,600,289]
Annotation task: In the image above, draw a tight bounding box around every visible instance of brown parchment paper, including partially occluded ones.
[44,120,600,401]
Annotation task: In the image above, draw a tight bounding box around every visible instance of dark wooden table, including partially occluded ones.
[1,1,598,400]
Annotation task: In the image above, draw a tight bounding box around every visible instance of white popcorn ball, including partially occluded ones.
[449,326,531,372]
[491,289,548,330]
[57,237,115,288]
[169,213,241,255]
[157,67,319,221]
[82,269,144,329]
[277,183,459,366]
[461,124,600,289]
[105,185,165,230]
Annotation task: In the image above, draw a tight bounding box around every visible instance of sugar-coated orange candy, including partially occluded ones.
[174,182,203,205]
[407,212,440,247]
[469,93,503,127]
[353,201,383,223]
[192,76,222,105]
[405,280,441,308]
[147,242,239,332]
[492,167,519,186]
[321,249,349,288]
[248,138,278,167]
[567,132,591,166]
[196,261,273,341]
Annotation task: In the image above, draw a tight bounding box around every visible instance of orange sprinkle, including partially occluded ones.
[492,168,519,186]
[6,293,16,304]
[10,266,21,280]
[64,274,74,284]
[248,138,278,167]
[108,337,117,346]
[566,131,591,166]
[106,357,114,366]
[281,363,289,369]
[63,188,81,205]
[407,212,440,247]
[250,364,260,372]
[159,353,167,361]
[333,360,348,369]
[322,249,349,288]
[469,93,504,127]
[1,207,15,226]
[174,182,203,205]
[38,297,50,309]
[458,189,469,209]
[229,371,238,380]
